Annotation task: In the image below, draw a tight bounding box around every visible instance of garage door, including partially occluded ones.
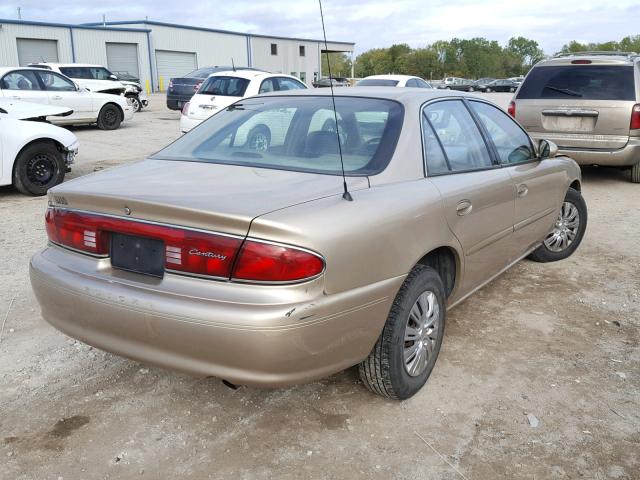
[155,50,196,90]
[106,43,140,80]
[17,38,59,66]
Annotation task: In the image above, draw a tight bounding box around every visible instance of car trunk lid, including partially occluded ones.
[49,159,368,237]
[187,94,241,120]
[168,77,204,96]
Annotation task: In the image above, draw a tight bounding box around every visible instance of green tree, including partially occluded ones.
[321,52,352,78]
[508,37,545,72]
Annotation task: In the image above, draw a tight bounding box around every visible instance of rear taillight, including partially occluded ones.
[508,100,516,118]
[194,81,203,92]
[631,104,640,130]
[232,240,324,282]
[168,80,173,89]
[181,101,190,115]
[45,209,324,283]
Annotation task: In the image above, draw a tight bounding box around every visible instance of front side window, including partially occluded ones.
[517,65,635,101]
[89,67,114,80]
[1,70,42,90]
[198,76,250,97]
[37,71,76,92]
[153,96,404,176]
[259,78,276,94]
[423,100,492,172]
[470,101,535,164]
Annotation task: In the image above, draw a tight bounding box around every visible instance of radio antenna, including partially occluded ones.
[318,0,352,201]
[231,58,236,72]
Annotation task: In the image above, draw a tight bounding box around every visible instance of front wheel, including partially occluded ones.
[528,187,587,262]
[127,94,142,112]
[12,141,65,196]
[359,265,446,400]
[97,103,122,130]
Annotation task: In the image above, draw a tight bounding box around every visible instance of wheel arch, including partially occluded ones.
[415,246,460,299]
[101,101,125,121]
[569,179,581,192]
[11,137,65,178]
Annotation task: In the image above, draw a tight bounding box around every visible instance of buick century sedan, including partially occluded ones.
[30,88,587,399]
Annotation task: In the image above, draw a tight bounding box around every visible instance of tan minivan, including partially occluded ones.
[510,52,640,182]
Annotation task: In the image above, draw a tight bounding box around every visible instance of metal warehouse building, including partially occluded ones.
[0,18,354,92]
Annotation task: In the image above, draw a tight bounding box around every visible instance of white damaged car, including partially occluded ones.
[0,67,134,130]
[0,99,79,195]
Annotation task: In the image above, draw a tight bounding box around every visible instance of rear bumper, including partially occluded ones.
[30,245,401,387]
[529,134,640,167]
[166,93,193,110]
[179,115,203,133]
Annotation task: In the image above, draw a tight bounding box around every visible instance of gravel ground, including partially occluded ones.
[0,93,638,480]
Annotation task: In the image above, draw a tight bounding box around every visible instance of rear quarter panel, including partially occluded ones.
[249,178,463,298]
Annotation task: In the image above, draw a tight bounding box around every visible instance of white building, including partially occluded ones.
[0,18,354,92]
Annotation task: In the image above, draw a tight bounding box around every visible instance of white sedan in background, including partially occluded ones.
[0,67,134,130]
[180,71,308,133]
[0,99,79,195]
[355,75,433,88]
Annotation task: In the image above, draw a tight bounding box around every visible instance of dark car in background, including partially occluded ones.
[166,66,264,110]
[313,77,350,88]
[478,79,519,93]
[437,78,475,91]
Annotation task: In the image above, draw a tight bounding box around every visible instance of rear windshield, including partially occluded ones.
[188,68,218,78]
[198,76,250,96]
[153,96,404,176]
[357,79,399,87]
[517,65,636,101]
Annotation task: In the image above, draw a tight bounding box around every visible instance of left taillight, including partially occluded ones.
[45,208,110,255]
[181,101,190,115]
[507,100,516,118]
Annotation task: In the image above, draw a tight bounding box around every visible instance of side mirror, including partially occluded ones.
[109,74,118,81]
[539,139,558,159]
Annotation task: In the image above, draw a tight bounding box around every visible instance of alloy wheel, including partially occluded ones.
[403,290,441,377]
[544,201,580,252]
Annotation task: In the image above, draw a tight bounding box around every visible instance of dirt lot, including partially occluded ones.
[1,93,638,480]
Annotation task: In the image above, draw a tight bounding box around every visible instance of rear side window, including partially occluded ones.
[198,76,250,96]
[1,70,42,90]
[517,65,636,101]
[423,100,492,173]
[59,67,92,79]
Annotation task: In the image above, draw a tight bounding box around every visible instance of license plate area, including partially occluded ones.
[111,233,165,278]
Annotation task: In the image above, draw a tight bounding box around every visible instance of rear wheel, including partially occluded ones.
[359,265,446,400]
[246,126,271,152]
[97,103,122,130]
[12,141,65,196]
[631,162,640,183]
[528,187,587,262]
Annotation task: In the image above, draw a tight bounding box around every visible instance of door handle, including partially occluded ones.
[456,199,473,216]
[51,95,63,100]
[517,184,529,197]
[11,95,20,99]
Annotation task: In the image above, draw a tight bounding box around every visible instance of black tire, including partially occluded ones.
[631,162,640,183]
[528,187,587,263]
[12,141,65,196]
[246,125,271,152]
[359,265,446,400]
[126,94,141,113]
[97,103,122,130]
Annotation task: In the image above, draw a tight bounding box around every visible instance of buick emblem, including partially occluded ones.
[124,206,132,215]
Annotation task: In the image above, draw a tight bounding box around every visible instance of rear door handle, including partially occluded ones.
[456,199,473,216]
[517,184,529,197]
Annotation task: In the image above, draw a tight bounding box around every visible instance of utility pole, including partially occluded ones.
[17,7,22,19]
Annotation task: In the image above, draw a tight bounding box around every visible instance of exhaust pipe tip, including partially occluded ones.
[222,379,239,390]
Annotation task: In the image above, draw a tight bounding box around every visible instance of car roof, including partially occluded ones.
[29,62,104,68]
[362,74,420,81]
[538,53,639,67]
[0,66,60,75]
[256,86,482,105]
[207,70,299,81]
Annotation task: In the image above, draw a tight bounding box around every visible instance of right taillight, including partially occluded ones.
[232,240,324,283]
[508,101,516,118]
[193,81,203,92]
[168,80,173,89]
[631,104,640,130]
[181,101,190,115]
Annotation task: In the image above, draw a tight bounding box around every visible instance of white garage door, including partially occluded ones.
[106,43,140,79]
[155,50,197,89]
[17,38,59,66]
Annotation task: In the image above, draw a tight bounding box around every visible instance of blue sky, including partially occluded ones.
[1,0,638,54]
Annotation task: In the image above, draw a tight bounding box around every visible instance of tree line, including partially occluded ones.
[323,35,640,80]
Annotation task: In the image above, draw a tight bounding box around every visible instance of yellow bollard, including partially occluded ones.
[159,76,164,92]
[145,79,151,95]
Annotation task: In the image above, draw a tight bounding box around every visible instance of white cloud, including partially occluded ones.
[0,0,638,54]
